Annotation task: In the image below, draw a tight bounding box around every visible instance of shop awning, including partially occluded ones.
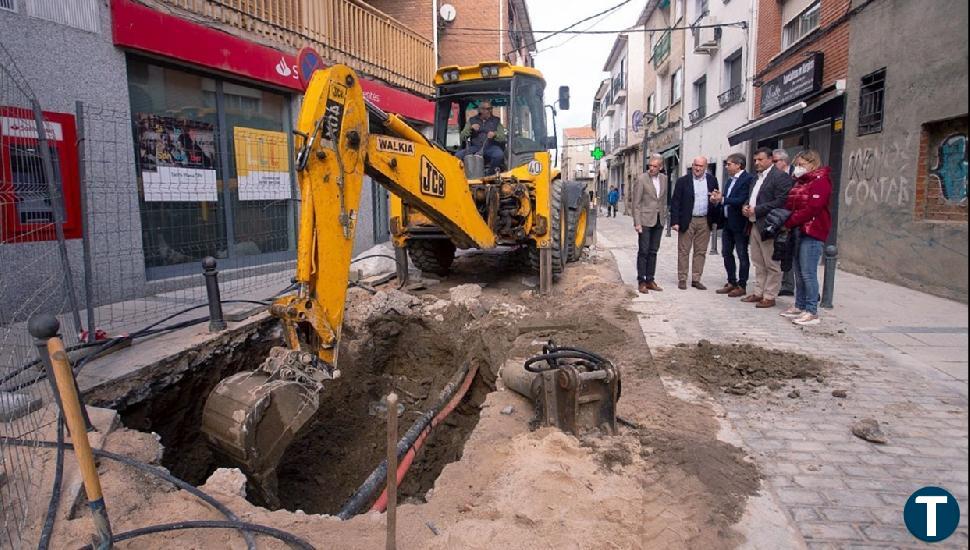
[727,101,806,146]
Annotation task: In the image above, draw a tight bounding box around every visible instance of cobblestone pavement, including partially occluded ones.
[595,213,968,549]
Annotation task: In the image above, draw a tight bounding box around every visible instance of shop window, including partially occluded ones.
[858,68,886,136]
[1,108,82,243]
[26,0,99,32]
[782,1,820,49]
[915,116,968,222]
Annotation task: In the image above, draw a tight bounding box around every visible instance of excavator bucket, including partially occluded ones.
[201,347,337,505]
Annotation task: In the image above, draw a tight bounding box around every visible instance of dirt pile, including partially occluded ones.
[658,341,830,396]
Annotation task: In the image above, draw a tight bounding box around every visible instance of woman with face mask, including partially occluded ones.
[778,149,833,326]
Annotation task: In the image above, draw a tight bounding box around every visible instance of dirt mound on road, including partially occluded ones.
[658,341,829,396]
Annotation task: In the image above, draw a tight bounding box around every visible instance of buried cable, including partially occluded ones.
[0,437,259,550]
[337,363,475,519]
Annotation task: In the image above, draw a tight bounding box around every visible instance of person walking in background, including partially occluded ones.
[632,154,668,293]
[773,149,796,297]
[742,147,793,308]
[670,156,719,290]
[779,149,833,326]
[607,186,620,217]
[709,153,753,298]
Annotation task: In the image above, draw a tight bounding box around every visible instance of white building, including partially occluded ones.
[681,0,755,180]
[597,31,646,206]
[561,127,597,189]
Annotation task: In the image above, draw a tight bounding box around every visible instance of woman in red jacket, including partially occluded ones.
[779,149,832,326]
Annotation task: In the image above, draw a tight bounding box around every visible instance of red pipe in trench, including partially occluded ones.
[370,364,479,513]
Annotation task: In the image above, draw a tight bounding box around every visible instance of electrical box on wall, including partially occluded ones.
[0,107,82,243]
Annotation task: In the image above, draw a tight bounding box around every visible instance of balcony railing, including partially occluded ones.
[613,129,627,149]
[655,109,669,130]
[717,85,744,108]
[611,73,626,102]
[652,31,671,68]
[688,105,706,124]
[158,0,436,95]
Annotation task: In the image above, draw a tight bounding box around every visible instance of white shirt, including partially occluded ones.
[748,166,772,221]
[692,176,708,217]
[651,175,661,197]
[724,171,742,217]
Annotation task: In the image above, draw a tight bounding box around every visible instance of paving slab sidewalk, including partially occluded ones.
[596,213,968,549]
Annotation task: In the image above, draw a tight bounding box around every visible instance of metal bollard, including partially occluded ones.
[202,257,227,332]
[28,315,113,549]
[709,225,719,255]
[820,244,838,309]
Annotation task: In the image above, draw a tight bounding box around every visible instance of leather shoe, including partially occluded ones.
[727,287,746,298]
[638,282,649,294]
[755,298,776,308]
[715,284,737,295]
[691,281,707,290]
[678,281,688,290]
[740,294,763,303]
[646,281,663,291]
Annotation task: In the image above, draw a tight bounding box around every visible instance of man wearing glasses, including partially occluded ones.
[710,153,753,297]
[457,100,507,173]
[773,149,796,297]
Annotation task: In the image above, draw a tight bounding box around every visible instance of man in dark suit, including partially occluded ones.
[632,154,669,293]
[741,147,794,308]
[670,156,719,290]
[710,152,753,297]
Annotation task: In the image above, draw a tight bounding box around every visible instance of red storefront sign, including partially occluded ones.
[110,0,434,124]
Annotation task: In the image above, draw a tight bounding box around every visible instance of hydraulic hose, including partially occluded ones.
[370,362,479,513]
[337,363,476,519]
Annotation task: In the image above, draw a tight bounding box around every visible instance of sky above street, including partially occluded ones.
[528,0,645,134]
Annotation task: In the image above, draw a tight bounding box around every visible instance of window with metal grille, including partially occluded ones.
[858,68,886,136]
[782,1,820,49]
[25,0,99,32]
[0,0,15,11]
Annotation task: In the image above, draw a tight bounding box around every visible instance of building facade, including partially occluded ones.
[0,0,438,314]
[561,127,596,191]
[640,0,687,188]
[593,31,647,208]
[839,0,968,300]
[372,0,536,68]
[681,0,755,180]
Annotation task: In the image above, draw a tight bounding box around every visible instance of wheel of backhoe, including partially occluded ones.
[527,178,567,278]
[407,239,456,276]
[567,192,590,263]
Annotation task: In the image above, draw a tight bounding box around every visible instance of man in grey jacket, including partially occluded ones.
[741,147,794,308]
[632,154,668,293]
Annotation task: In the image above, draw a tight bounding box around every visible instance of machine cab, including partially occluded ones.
[433,63,552,176]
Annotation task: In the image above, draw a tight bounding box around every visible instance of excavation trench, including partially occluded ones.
[118,298,508,516]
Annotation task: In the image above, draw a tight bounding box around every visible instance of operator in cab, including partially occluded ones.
[455,100,506,173]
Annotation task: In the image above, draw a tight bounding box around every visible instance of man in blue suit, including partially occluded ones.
[710,153,753,297]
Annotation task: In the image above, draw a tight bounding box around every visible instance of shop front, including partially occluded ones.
[111,0,434,279]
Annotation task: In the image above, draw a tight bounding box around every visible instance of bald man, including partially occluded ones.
[669,156,720,290]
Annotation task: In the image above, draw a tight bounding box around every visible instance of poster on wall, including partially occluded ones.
[136,114,218,202]
[233,127,292,201]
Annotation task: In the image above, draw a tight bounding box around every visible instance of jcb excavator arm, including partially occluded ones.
[201,65,496,503]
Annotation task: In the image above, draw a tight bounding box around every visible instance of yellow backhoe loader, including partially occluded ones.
[200,62,592,503]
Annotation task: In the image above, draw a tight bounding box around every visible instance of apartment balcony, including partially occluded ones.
[613,129,627,149]
[156,0,436,95]
[655,109,669,130]
[718,85,744,108]
[651,31,671,73]
[611,73,627,104]
[688,105,706,124]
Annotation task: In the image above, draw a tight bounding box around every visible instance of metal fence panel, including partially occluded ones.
[0,42,80,550]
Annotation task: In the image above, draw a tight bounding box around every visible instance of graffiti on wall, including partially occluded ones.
[844,134,916,207]
[930,134,968,204]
